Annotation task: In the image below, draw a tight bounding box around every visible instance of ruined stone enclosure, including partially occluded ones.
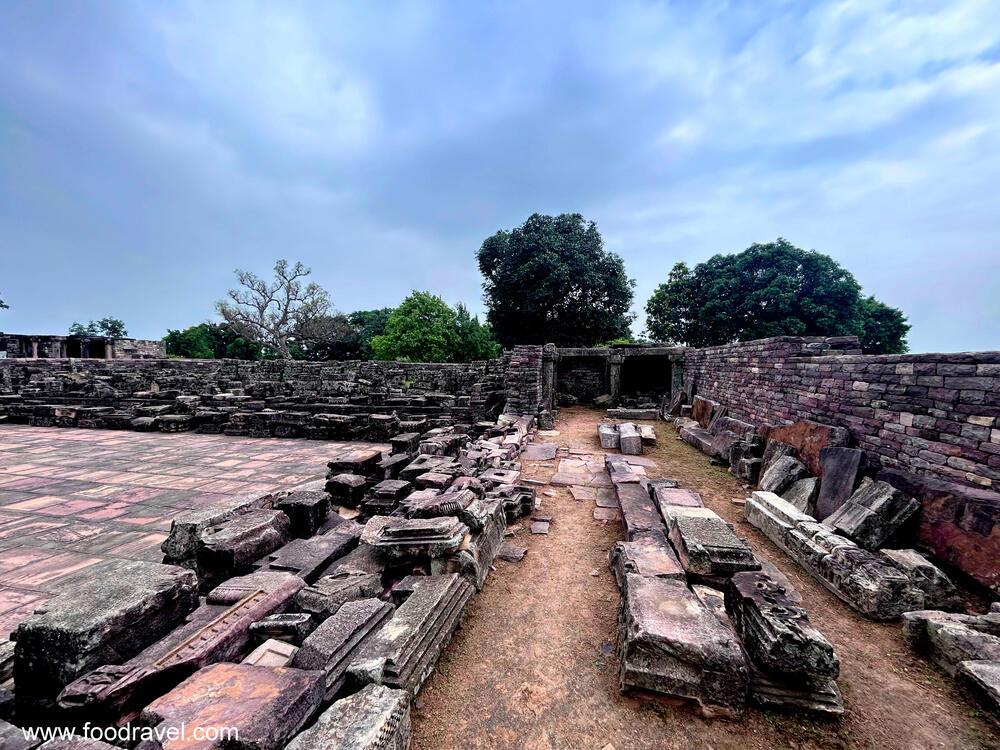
[0,337,998,750]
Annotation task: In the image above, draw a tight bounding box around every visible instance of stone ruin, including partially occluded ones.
[0,409,539,750]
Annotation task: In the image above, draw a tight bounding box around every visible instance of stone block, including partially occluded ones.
[748,667,843,717]
[691,396,720,429]
[598,424,620,450]
[295,569,384,620]
[371,517,469,559]
[242,639,299,668]
[198,509,291,583]
[880,549,961,610]
[814,447,865,520]
[617,574,749,717]
[826,480,919,549]
[608,531,684,588]
[782,477,820,516]
[956,660,1000,719]
[249,613,315,645]
[15,560,198,711]
[137,663,323,750]
[618,423,642,455]
[666,507,760,578]
[274,491,330,538]
[608,408,658,421]
[760,440,798,477]
[0,720,40,750]
[162,494,275,563]
[325,474,367,508]
[254,530,358,583]
[615,483,663,541]
[328,448,384,478]
[638,424,657,446]
[285,684,410,750]
[764,420,850,476]
[758,456,809,495]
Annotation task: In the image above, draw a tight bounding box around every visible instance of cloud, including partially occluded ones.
[0,0,997,353]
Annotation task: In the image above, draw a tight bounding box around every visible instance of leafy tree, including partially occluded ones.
[370,292,500,362]
[477,213,635,347]
[857,296,910,354]
[348,308,393,359]
[68,318,128,337]
[296,313,363,360]
[644,239,906,349]
[164,323,262,360]
[216,259,331,359]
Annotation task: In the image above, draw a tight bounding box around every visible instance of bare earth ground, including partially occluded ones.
[413,407,999,750]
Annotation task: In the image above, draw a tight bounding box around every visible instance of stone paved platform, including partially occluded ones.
[0,425,383,638]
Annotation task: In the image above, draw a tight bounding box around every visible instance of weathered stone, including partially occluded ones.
[760,440,798,477]
[0,720,40,750]
[249,613,315,645]
[782,477,820,516]
[58,571,304,719]
[666,508,760,578]
[198,509,291,583]
[956,660,1000,719]
[764,421,850,477]
[295,569,383,620]
[161,494,276,563]
[274,491,330,538]
[902,609,1000,675]
[879,468,1000,594]
[137,663,323,750]
[285,684,410,750]
[758,456,809,495]
[348,574,474,695]
[814,447,865,520]
[371,517,469,559]
[748,667,844,717]
[608,531,684,588]
[691,396,721,429]
[615,483,663,541]
[293,598,394,699]
[328,448,384,477]
[496,543,527,562]
[724,571,839,681]
[598,424,620,450]
[15,560,198,711]
[618,423,642,455]
[242,639,299,668]
[638,424,657,446]
[254,530,358,583]
[325,474,368,508]
[607,408,658,421]
[880,548,961,611]
[826,480,919,549]
[818,546,922,620]
[617,574,749,717]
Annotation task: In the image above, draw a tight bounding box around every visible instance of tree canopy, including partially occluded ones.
[477,213,635,347]
[69,317,128,338]
[370,291,500,362]
[644,239,909,354]
[164,323,263,360]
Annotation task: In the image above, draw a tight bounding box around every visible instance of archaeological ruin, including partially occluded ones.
[0,334,998,748]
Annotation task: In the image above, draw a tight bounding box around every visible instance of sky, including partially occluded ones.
[1,1,998,353]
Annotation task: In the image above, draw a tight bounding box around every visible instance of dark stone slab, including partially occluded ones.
[764,421,849,477]
[285,684,410,750]
[826,480,919,549]
[615,483,663,541]
[666,508,760,578]
[758,456,809,495]
[249,613,315,645]
[136,663,323,750]
[608,531,684,588]
[760,440,798,477]
[617,574,748,717]
[274,491,330,538]
[198,510,291,583]
[292,599,394,699]
[880,549,961,611]
[902,609,1000,675]
[371,517,469,559]
[0,720,40,750]
[15,560,198,711]
[496,543,527,562]
[691,396,720,429]
[295,570,383,620]
[254,531,358,583]
[748,667,843,717]
[782,477,820,516]
[162,494,275,563]
[328,448,384,477]
[325,474,367,508]
[814,447,865,520]
[956,660,1000,719]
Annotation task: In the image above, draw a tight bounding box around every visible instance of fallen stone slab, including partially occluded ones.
[285,684,410,750]
[902,609,1000,675]
[254,530,358,583]
[814,447,865,520]
[496,543,527,562]
[653,487,703,514]
[826,480,919,549]
[292,598,394,700]
[638,425,657,446]
[880,548,961,611]
[243,639,299,668]
[764,421,849,477]
[59,571,304,719]
[749,667,844,717]
[325,473,368,508]
[436,498,505,589]
[760,440,798,477]
[348,574,474,695]
[782,477,820,516]
[608,532,684,588]
[615,483,663,541]
[956,660,1000,719]
[758,456,809,495]
[691,396,721,429]
[15,560,198,712]
[594,507,622,522]
[198,509,291,584]
[162,493,276,563]
[530,520,550,534]
[137,663,323,750]
[273,491,330,538]
[522,443,558,460]
[724,571,839,682]
[328,448,384,477]
[371,517,469,559]
[618,574,749,717]
[618,423,642,455]
[608,408,658,421]
[598,424,620,450]
[248,612,314,644]
[295,569,384,620]
[666,508,760,579]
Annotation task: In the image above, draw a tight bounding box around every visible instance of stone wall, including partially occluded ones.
[557,357,607,401]
[0,333,166,359]
[682,336,1000,490]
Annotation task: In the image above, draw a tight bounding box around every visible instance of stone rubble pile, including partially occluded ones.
[606,458,844,717]
[5,413,540,748]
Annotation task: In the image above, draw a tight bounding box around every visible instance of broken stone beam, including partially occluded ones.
[328,448,384,477]
[608,408,658,420]
[435,498,506,589]
[14,559,198,713]
[137,662,323,750]
[901,609,1000,675]
[284,684,410,750]
[198,509,291,584]
[758,455,809,495]
[292,598,394,699]
[825,480,920,550]
[666,507,760,579]
[608,530,684,588]
[724,571,839,682]
[879,548,961,610]
[749,666,844,717]
[598,424,620,450]
[274,491,330,538]
[162,493,276,564]
[294,569,384,621]
[58,571,304,720]
[615,483,664,541]
[618,423,642,455]
[371,517,469,559]
[617,574,749,717]
[348,574,474,695]
[956,660,1000,719]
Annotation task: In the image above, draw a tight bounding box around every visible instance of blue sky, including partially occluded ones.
[1,0,998,352]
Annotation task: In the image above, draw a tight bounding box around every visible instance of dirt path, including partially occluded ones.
[412,407,998,750]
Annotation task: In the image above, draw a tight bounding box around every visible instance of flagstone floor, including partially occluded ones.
[0,425,380,638]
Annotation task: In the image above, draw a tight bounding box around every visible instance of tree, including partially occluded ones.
[369,292,500,363]
[857,296,910,354]
[477,213,635,347]
[216,259,331,359]
[164,323,262,360]
[68,318,128,337]
[644,239,903,348]
[296,313,363,360]
[348,308,393,359]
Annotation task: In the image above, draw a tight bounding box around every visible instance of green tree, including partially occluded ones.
[347,308,394,358]
[69,318,128,337]
[164,323,262,360]
[371,292,460,363]
[296,313,363,360]
[454,303,501,361]
[857,296,910,354]
[477,213,635,347]
[644,239,906,349]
